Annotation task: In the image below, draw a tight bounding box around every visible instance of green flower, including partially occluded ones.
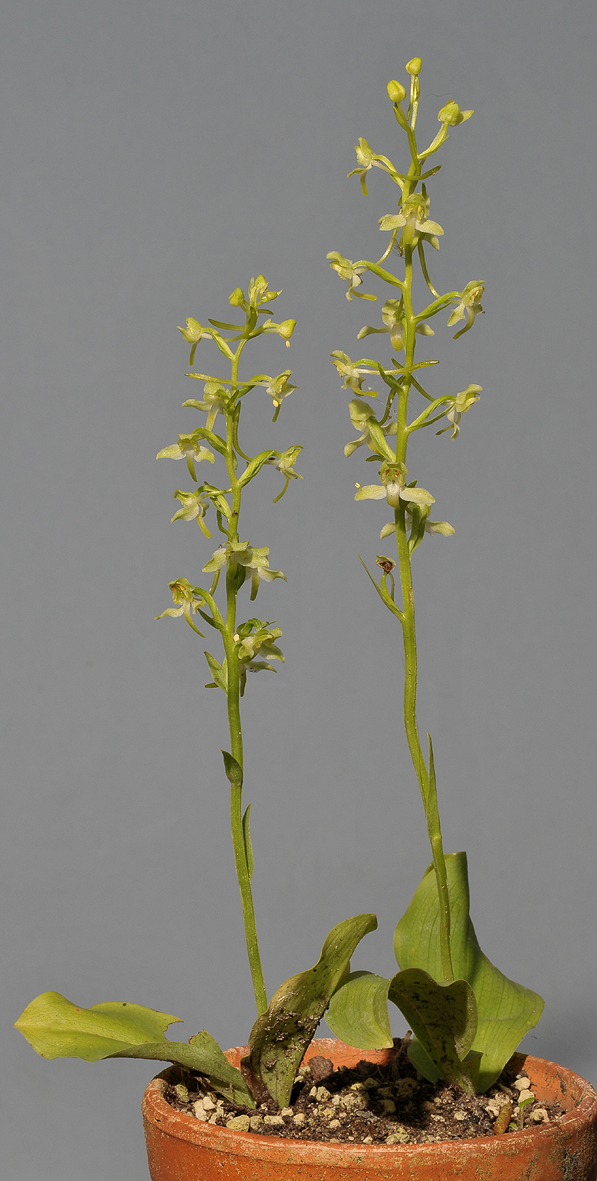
[347,138,396,196]
[235,623,284,664]
[380,514,454,540]
[344,398,397,459]
[239,546,287,601]
[178,318,210,364]
[330,351,377,394]
[260,318,296,346]
[202,542,238,575]
[379,191,444,251]
[263,370,298,419]
[357,299,434,353]
[355,461,434,508]
[233,620,284,695]
[266,445,304,502]
[387,79,407,104]
[170,488,212,536]
[326,252,376,301]
[202,542,286,600]
[357,299,404,351]
[155,577,205,635]
[178,317,206,345]
[381,503,455,555]
[436,384,482,438]
[182,381,230,430]
[447,283,485,339]
[267,445,303,480]
[247,275,282,306]
[157,431,215,481]
[417,102,474,164]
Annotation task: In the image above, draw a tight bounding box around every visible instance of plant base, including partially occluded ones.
[142,1038,597,1180]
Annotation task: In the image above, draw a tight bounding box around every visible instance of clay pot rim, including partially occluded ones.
[142,1039,597,1162]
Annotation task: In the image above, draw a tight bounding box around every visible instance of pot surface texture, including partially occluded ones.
[142,1038,597,1180]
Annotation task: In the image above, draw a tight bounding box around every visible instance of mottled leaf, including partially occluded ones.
[388,968,478,1092]
[246,913,377,1108]
[394,853,544,1090]
[112,1029,254,1106]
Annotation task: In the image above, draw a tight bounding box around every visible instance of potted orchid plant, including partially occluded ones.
[15,57,597,1181]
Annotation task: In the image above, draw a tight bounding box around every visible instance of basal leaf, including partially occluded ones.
[246,913,377,1108]
[112,1030,254,1106]
[393,852,544,1090]
[327,965,478,1091]
[14,993,181,1060]
[388,968,478,1092]
[14,993,254,1106]
[326,971,393,1050]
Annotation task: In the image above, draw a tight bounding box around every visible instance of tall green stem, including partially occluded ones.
[223,346,268,1016]
[395,240,454,984]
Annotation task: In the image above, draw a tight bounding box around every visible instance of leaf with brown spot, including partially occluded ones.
[245,913,377,1108]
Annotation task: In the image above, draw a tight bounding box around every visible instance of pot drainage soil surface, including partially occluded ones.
[165,1038,564,1146]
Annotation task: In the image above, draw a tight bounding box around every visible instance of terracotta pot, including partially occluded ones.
[142,1037,597,1180]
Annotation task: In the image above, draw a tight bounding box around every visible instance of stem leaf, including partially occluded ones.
[221,750,243,788]
[208,319,243,331]
[209,327,235,360]
[358,555,404,622]
[238,450,277,488]
[242,803,254,880]
[205,652,227,692]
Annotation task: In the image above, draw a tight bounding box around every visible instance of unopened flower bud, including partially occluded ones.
[437,100,473,127]
[229,287,245,306]
[405,57,422,76]
[387,79,407,104]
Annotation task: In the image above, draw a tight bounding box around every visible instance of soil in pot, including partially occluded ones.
[165,1036,564,1146]
[144,1039,597,1181]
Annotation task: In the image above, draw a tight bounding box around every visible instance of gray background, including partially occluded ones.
[3,0,596,1177]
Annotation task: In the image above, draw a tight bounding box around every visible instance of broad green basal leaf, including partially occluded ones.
[15,993,182,1059]
[327,966,478,1092]
[14,992,253,1106]
[246,913,377,1108]
[326,971,393,1050]
[393,853,544,1091]
[112,1029,254,1106]
[388,968,478,1093]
